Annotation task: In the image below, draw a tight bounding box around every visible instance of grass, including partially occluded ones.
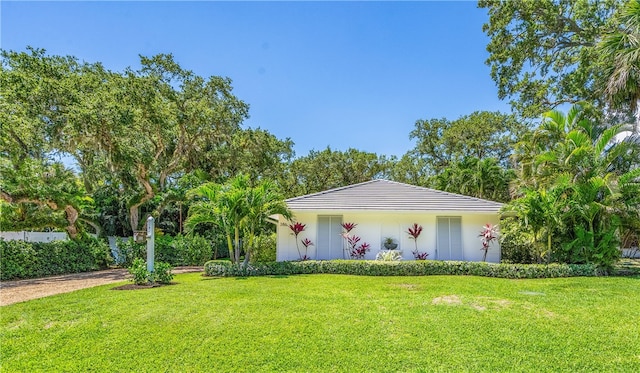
[2,273,640,372]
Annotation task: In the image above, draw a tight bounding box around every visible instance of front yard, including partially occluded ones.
[1,273,639,372]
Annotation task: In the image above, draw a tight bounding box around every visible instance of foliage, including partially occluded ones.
[249,234,277,264]
[344,235,369,259]
[479,0,625,118]
[0,158,90,238]
[406,223,425,259]
[375,250,403,261]
[479,224,499,262]
[282,147,392,197]
[413,251,429,260]
[198,127,295,186]
[153,262,174,284]
[408,111,527,173]
[204,259,601,278]
[506,105,640,268]
[288,222,306,236]
[0,236,113,280]
[128,258,151,285]
[1,48,250,234]
[185,175,290,265]
[432,157,514,202]
[168,234,213,266]
[116,234,213,267]
[597,0,640,114]
[499,218,538,264]
[288,221,309,260]
[115,238,146,267]
[128,258,174,285]
[338,222,370,259]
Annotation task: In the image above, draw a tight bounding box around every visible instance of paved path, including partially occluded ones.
[0,267,203,306]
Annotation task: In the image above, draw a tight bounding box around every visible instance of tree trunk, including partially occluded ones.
[242,231,255,268]
[234,227,241,264]
[129,173,155,233]
[65,205,79,239]
[79,218,102,236]
[225,234,234,263]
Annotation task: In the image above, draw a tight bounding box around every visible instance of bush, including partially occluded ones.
[153,261,174,284]
[250,234,276,263]
[128,258,174,285]
[376,250,403,261]
[0,240,38,280]
[499,219,537,264]
[115,238,145,267]
[129,258,150,285]
[0,236,113,280]
[169,234,212,266]
[203,259,601,279]
[116,234,213,267]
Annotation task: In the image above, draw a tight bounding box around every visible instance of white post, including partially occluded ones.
[146,216,155,273]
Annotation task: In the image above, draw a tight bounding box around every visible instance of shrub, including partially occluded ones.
[116,234,213,267]
[250,234,277,263]
[203,259,601,279]
[170,234,212,266]
[153,261,174,284]
[115,238,145,267]
[0,236,113,280]
[499,219,537,264]
[376,250,403,261]
[0,240,38,280]
[128,258,174,285]
[129,258,150,285]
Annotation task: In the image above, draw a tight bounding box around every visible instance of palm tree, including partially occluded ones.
[509,105,640,266]
[242,179,291,266]
[185,176,249,264]
[599,0,640,121]
[185,175,291,266]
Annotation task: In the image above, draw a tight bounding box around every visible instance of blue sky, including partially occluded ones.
[2,1,510,158]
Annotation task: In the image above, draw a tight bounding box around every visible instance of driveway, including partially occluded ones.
[0,266,203,306]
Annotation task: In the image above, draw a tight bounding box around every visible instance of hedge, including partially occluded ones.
[204,259,601,279]
[115,234,213,267]
[0,236,113,280]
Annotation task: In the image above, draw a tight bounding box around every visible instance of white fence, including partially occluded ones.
[0,231,69,243]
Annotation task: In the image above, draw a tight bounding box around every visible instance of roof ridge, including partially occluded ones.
[286,179,503,207]
[371,179,502,205]
[285,179,378,202]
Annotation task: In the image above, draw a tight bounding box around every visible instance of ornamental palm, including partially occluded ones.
[599,0,640,117]
[185,175,250,264]
[242,180,291,265]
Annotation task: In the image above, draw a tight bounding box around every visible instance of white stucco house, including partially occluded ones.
[273,179,504,263]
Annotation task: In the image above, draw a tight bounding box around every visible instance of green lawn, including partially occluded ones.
[2,273,639,372]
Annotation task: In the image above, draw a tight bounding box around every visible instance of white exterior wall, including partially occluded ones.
[276,211,501,263]
[0,231,68,243]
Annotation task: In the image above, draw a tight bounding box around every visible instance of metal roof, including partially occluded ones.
[285,179,503,212]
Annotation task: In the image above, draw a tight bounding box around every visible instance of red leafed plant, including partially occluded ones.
[302,238,314,248]
[407,223,427,259]
[350,242,370,259]
[289,222,306,237]
[407,223,423,241]
[479,223,498,262]
[413,251,429,260]
[344,235,370,259]
[341,222,357,233]
[346,235,361,249]
[288,222,308,260]
[300,238,314,261]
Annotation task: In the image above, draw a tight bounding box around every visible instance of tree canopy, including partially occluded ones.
[479,0,625,118]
